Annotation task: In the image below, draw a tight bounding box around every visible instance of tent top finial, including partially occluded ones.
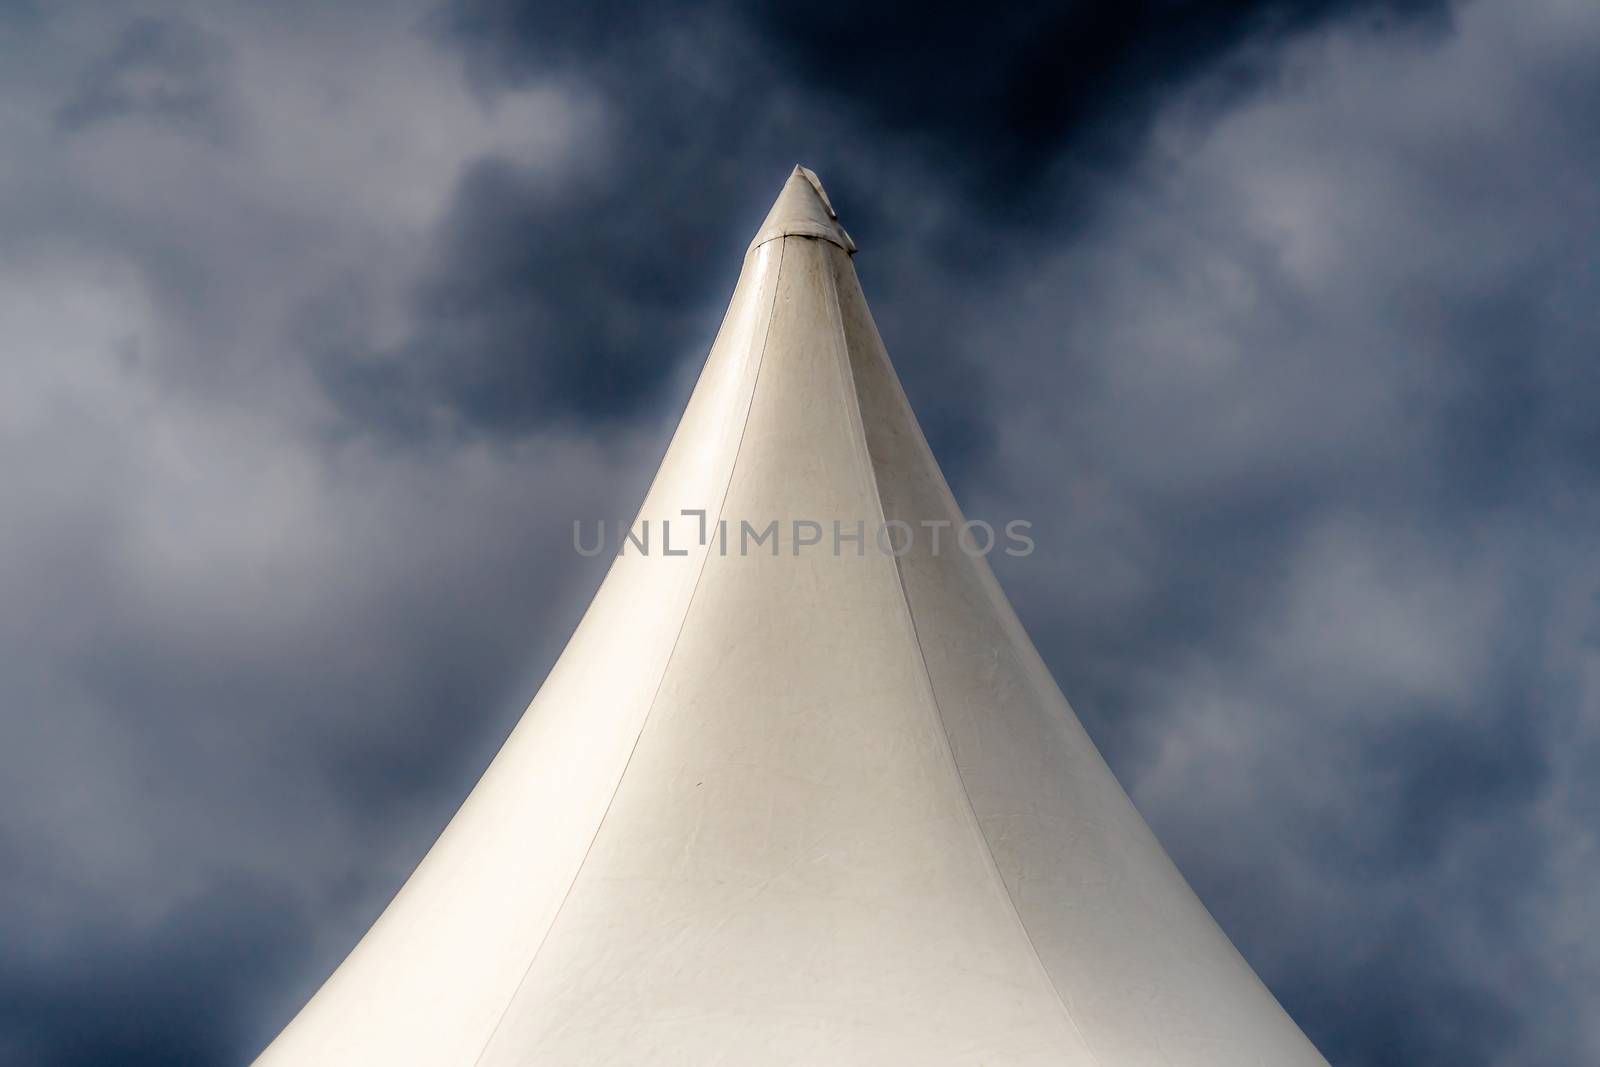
[749,164,856,255]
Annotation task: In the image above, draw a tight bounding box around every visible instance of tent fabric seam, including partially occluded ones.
[751,229,854,255]
[466,238,789,1067]
[820,248,1106,1066]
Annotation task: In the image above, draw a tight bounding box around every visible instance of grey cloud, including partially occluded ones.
[2,5,665,1061]
[969,3,1600,1062]
[0,878,309,1067]
[56,15,236,139]
[435,0,1458,200]
[338,0,1464,439]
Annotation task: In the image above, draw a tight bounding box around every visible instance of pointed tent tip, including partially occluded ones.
[749,164,857,256]
[791,164,836,217]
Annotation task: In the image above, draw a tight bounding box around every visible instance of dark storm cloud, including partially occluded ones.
[55,15,236,139]
[3,0,1599,1065]
[311,152,728,433]
[318,4,863,434]
[0,879,309,1067]
[741,0,1458,198]
[1,9,655,1064]
[436,0,1454,195]
[322,0,1456,441]
[967,8,1600,1060]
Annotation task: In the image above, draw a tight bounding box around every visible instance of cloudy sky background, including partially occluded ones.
[2,1,1597,1063]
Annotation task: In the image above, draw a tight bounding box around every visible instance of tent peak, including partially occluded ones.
[253,165,1332,1067]
[750,164,856,255]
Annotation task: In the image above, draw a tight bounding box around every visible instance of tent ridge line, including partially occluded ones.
[824,250,1107,1066]
[467,238,790,1067]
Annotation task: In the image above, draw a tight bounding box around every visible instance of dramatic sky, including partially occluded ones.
[2,1,1597,1063]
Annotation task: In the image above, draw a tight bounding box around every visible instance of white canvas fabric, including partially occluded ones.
[256,166,1330,1066]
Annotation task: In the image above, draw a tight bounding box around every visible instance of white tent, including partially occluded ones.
[257,167,1330,1066]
